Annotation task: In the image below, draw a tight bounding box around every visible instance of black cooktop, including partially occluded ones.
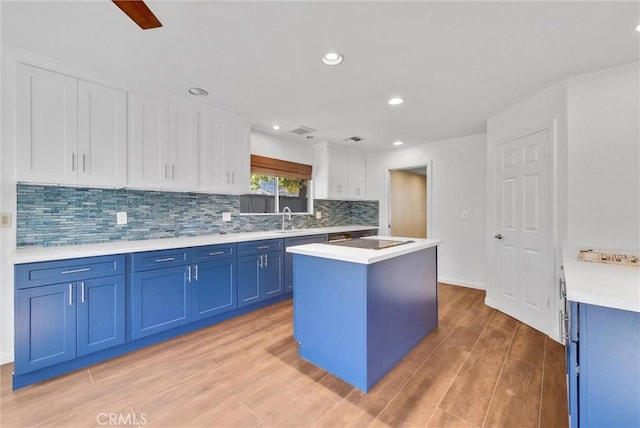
[327,238,414,250]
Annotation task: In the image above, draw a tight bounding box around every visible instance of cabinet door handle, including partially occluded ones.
[194,264,198,281]
[559,277,566,299]
[155,257,176,263]
[69,283,73,306]
[264,253,268,267]
[258,255,263,268]
[187,265,192,283]
[62,267,91,274]
[231,172,235,184]
[257,245,270,250]
[172,165,175,180]
[71,153,75,172]
[81,281,85,303]
[165,164,168,179]
[82,154,86,172]
[209,251,225,256]
[226,172,230,184]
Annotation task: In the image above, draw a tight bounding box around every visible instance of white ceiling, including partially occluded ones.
[2,1,638,152]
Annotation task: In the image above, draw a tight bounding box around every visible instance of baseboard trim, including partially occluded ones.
[438,277,486,290]
[1,349,15,365]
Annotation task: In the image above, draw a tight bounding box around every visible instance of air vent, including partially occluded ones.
[344,136,363,143]
[289,126,317,135]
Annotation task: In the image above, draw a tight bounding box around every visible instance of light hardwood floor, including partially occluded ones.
[1,284,569,428]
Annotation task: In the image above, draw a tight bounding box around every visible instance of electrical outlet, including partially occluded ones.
[461,210,468,220]
[222,212,232,222]
[315,211,322,219]
[116,211,128,225]
[0,213,12,227]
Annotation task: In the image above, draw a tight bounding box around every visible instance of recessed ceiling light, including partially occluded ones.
[272,124,280,130]
[322,52,344,66]
[188,87,208,96]
[388,97,404,106]
[393,141,403,146]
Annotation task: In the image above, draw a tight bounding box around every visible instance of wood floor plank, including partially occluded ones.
[482,357,544,428]
[257,384,339,427]
[206,402,262,428]
[427,408,479,428]
[438,316,517,426]
[507,322,546,367]
[313,360,420,428]
[540,338,570,428]
[371,345,470,428]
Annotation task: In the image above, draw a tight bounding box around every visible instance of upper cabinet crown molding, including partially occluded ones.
[312,141,366,200]
[16,63,127,187]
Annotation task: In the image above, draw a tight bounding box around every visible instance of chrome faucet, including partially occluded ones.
[281,206,292,230]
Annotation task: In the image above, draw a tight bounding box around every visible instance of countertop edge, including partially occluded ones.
[562,244,640,313]
[286,237,442,265]
[12,225,379,264]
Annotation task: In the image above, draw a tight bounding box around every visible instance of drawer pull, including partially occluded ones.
[69,284,73,306]
[81,282,85,303]
[155,257,176,263]
[209,251,225,256]
[62,267,91,274]
[257,246,270,250]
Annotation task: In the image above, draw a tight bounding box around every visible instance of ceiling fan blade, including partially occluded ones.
[112,0,162,30]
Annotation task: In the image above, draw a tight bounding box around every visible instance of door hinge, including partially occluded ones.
[547,298,550,309]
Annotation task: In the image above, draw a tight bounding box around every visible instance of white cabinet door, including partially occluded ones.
[223,118,250,193]
[328,146,348,198]
[167,105,198,190]
[16,63,78,184]
[199,111,250,194]
[77,81,127,187]
[127,94,168,189]
[348,152,366,200]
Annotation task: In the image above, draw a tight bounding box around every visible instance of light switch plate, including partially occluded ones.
[0,213,12,227]
[315,211,322,219]
[116,212,128,225]
[222,212,232,222]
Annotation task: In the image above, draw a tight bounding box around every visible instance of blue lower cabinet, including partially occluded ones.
[238,252,284,308]
[130,266,191,339]
[192,259,237,320]
[568,301,640,428]
[77,276,125,356]
[15,283,77,374]
[14,275,125,374]
[284,234,328,293]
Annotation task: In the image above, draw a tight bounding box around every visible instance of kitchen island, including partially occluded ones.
[287,236,441,392]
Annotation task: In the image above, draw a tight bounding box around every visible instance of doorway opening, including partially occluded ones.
[388,164,430,238]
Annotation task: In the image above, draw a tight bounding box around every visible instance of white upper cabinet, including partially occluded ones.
[17,64,126,186]
[347,151,366,199]
[77,81,127,186]
[128,94,198,191]
[313,142,366,200]
[199,110,250,194]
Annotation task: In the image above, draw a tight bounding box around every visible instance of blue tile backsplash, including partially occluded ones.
[17,185,379,247]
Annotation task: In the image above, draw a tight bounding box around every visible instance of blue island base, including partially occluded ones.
[293,246,438,392]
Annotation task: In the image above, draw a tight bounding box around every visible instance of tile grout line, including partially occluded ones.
[426,304,499,428]
[87,369,95,384]
[479,320,520,428]
[366,292,484,428]
[537,337,549,428]
[240,400,263,424]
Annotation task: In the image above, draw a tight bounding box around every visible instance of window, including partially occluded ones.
[240,156,312,214]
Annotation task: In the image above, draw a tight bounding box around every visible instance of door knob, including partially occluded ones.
[494,234,503,240]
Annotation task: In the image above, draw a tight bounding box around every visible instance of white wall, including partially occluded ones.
[1,50,18,365]
[250,131,313,164]
[366,134,487,289]
[566,61,639,250]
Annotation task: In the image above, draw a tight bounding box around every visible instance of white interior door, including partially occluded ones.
[494,128,553,334]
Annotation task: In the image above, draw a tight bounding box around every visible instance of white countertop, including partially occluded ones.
[286,236,441,265]
[12,225,378,264]
[562,245,640,313]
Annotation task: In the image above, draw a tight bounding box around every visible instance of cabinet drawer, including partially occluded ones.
[15,255,125,289]
[130,248,191,272]
[193,244,236,263]
[238,239,283,256]
[285,234,328,248]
